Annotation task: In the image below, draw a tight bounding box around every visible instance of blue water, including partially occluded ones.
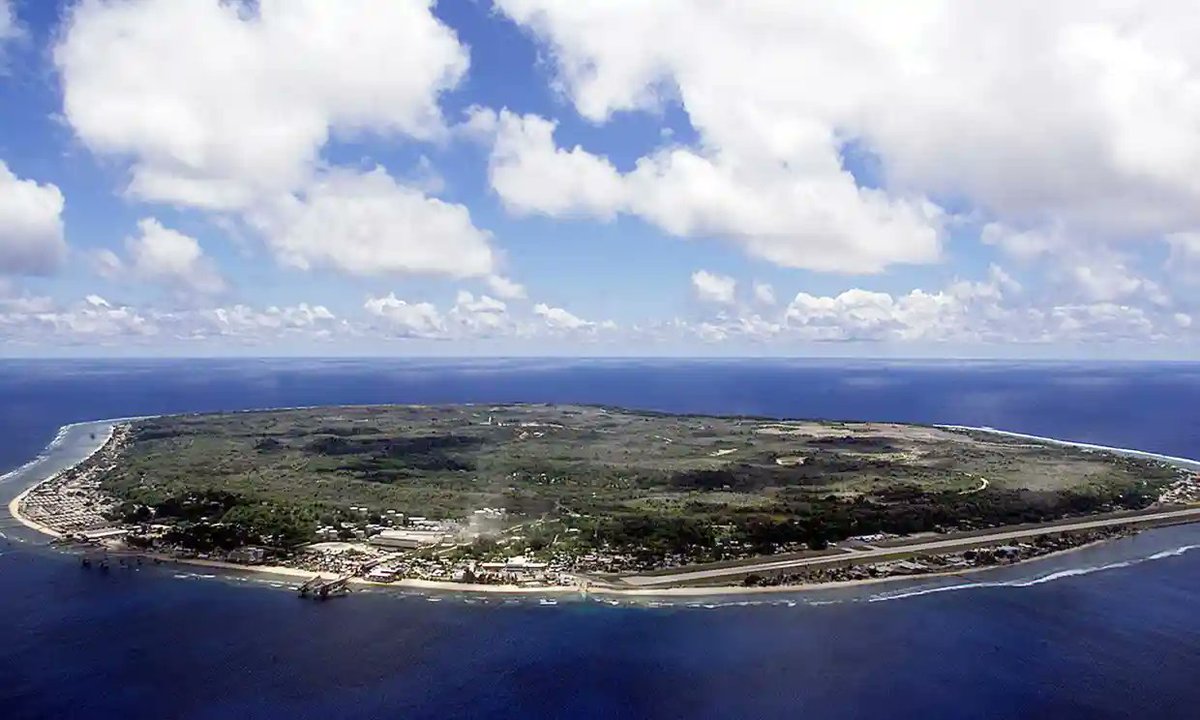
[3,358,1200,719]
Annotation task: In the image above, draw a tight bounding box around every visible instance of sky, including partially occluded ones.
[1,0,1199,358]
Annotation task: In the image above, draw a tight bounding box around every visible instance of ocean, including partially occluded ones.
[2,358,1200,719]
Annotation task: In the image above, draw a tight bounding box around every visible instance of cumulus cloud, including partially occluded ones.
[55,0,468,210]
[448,290,512,337]
[363,293,446,338]
[99,218,226,297]
[55,2,503,286]
[193,303,339,340]
[486,275,527,300]
[252,167,494,279]
[481,109,942,273]
[753,282,776,306]
[0,294,156,343]
[691,270,737,305]
[362,290,608,340]
[493,1,1200,265]
[0,160,67,275]
[533,302,593,331]
[0,293,353,347]
[1068,253,1166,305]
[766,264,1182,345]
[484,110,627,219]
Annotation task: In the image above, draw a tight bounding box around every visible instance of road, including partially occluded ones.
[619,506,1200,587]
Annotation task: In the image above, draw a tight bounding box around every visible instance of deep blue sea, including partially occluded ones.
[3,358,1200,720]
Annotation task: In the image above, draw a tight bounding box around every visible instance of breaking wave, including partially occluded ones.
[867,544,1200,603]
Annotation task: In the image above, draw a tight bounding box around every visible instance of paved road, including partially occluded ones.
[619,506,1200,587]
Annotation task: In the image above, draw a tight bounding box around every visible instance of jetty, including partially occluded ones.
[298,573,352,599]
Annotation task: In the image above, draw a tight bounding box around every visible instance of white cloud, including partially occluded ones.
[362,290,615,341]
[253,167,494,279]
[486,275,527,300]
[194,303,338,340]
[363,293,446,339]
[482,109,942,273]
[494,1,1200,263]
[55,0,468,210]
[981,223,1064,261]
[753,282,776,306]
[1174,312,1192,329]
[448,290,512,337]
[691,270,737,305]
[1059,248,1169,306]
[1166,232,1200,277]
[533,303,592,331]
[485,110,627,219]
[0,0,18,52]
[0,160,67,275]
[100,218,227,296]
[0,294,156,343]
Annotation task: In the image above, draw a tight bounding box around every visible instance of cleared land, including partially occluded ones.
[94,404,1182,567]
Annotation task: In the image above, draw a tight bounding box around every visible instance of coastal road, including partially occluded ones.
[619,506,1200,587]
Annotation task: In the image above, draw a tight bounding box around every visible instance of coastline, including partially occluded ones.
[4,420,124,539]
[7,412,1200,599]
[114,535,1127,599]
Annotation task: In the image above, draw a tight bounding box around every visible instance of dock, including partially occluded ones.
[298,573,353,599]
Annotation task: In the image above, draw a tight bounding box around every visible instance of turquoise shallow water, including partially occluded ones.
[2,358,1200,719]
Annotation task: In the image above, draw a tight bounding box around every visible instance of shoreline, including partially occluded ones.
[7,411,1200,599]
[5,420,123,539]
[114,534,1131,599]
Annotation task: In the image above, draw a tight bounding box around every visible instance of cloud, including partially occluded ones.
[485,110,627,219]
[99,218,227,297]
[362,289,614,341]
[981,223,1064,261]
[753,282,776,306]
[0,294,156,343]
[0,0,18,53]
[0,294,349,346]
[1166,232,1200,279]
[448,290,512,337]
[486,275,527,300]
[192,303,339,340]
[363,293,446,338]
[252,167,494,279]
[533,303,593,331]
[494,1,1200,262]
[55,0,469,210]
[1068,252,1166,305]
[481,109,942,273]
[765,264,1183,345]
[0,160,67,275]
[691,270,737,305]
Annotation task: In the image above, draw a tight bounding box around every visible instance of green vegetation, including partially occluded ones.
[96,405,1178,557]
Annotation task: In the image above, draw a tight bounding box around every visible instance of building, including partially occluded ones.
[228,546,266,564]
[366,565,399,582]
[368,529,444,549]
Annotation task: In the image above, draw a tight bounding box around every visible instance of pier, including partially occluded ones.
[298,573,353,599]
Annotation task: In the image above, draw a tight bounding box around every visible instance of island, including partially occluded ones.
[14,405,1200,596]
